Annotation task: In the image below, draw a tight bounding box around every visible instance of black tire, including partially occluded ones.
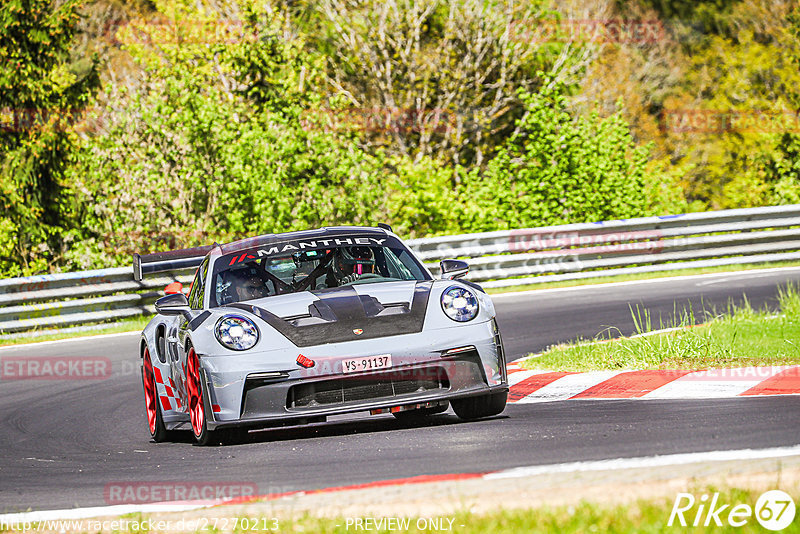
[149,391,171,442]
[193,420,216,446]
[221,427,250,445]
[451,391,507,420]
[392,402,449,421]
[196,427,249,446]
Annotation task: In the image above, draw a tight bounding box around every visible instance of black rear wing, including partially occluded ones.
[132,245,215,281]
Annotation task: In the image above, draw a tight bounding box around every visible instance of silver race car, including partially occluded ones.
[135,226,508,445]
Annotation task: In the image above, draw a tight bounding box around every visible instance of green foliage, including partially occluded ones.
[0,0,99,275]
[9,0,800,277]
[648,0,800,209]
[67,0,388,269]
[755,9,800,206]
[313,0,562,167]
[457,81,659,230]
[678,21,800,208]
[385,157,460,238]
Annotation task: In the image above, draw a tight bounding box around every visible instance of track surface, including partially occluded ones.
[1,269,799,512]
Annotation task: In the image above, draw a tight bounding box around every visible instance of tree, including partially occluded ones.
[316,0,602,168]
[67,0,387,269]
[458,79,659,230]
[611,0,800,209]
[753,4,800,206]
[0,0,99,276]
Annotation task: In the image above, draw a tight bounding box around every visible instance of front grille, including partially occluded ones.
[287,367,449,409]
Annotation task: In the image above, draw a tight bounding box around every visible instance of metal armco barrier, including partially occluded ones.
[3,205,800,334]
[406,204,800,286]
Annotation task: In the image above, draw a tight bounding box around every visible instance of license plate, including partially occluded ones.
[342,354,392,374]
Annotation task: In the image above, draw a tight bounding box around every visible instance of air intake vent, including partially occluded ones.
[287,367,449,409]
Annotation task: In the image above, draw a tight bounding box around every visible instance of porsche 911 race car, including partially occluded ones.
[134,225,508,445]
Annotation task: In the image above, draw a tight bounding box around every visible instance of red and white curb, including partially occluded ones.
[506,363,800,403]
[3,445,800,524]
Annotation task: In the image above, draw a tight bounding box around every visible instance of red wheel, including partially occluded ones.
[186,344,237,446]
[186,347,206,439]
[142,348,158,434]
[141,347,173,442]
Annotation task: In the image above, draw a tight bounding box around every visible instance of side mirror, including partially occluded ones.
[155,293,191,317]
[164,281,183,295]
[440,259,469,280]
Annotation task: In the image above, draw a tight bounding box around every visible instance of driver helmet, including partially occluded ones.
[332,246,375,283]
[217,267,268,304]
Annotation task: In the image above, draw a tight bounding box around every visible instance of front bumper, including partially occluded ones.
[197,319,507,431]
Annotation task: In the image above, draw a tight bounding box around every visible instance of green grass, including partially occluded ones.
[270,489,799,533]
[485,260,800,294]
[6,485,795,533]
[0,315,153,346]
[523,285,800,372]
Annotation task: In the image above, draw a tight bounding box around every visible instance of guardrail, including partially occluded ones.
[3,205,800,335]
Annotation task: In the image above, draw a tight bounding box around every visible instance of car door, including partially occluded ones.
[173,257,209,409]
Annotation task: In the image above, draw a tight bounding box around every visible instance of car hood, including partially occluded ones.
[246,280,420,318]
[222,280,432,347]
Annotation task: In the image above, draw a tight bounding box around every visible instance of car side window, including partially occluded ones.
[188,258,209,310]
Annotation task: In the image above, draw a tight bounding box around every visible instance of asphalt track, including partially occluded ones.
[1,268,800,513]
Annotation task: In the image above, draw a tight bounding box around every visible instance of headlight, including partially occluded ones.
[215,315,259,351]
[441,286,479,322]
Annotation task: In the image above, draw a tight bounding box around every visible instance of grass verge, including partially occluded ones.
[523,284,800,372]
[0,316,153,347]
[282,487,799,533]
[11,484,798,533]
[485,260,800,294]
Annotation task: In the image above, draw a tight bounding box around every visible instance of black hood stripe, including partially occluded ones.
[226,282,432,347]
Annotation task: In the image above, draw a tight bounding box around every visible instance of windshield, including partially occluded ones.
[211,239,430,307]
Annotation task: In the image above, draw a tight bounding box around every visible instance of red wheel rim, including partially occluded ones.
[186,348,205,437]
[142,348,157,435]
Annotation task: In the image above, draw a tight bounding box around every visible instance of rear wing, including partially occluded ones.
[132,245,215,281]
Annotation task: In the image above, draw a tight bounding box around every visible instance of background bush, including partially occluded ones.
[1,0,798,276]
